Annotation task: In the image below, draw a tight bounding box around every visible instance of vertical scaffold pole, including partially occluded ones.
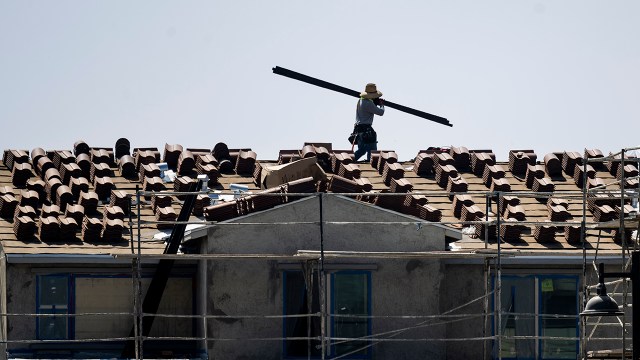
[319,193,326,360]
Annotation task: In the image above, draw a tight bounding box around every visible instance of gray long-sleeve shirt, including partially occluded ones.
[355,98,384,126]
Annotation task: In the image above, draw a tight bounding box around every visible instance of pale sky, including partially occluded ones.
[1,1,638,161]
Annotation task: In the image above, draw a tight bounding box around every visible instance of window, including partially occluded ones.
[494,275,579,360]
[283,270,371,359]
[37,275,70,340]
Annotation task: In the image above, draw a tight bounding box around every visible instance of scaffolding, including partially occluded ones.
[1,147,639,360]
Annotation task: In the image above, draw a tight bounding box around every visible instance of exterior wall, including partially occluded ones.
[205,195,447,359]
[4,263,198,358]
[0,252,7,360]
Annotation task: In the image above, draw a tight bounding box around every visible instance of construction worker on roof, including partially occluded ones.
[351,83,384,162]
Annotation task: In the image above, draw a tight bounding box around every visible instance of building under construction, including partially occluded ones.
[0,141,638,359]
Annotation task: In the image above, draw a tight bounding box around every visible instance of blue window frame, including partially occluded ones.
[283,270,372,359]
[493,274,579,360]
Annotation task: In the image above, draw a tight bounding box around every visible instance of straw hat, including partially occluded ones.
[360,83,383,99]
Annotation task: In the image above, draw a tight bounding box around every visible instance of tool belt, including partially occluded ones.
[349,124,377,144]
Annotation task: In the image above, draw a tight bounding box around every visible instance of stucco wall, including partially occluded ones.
[205,195,448,359]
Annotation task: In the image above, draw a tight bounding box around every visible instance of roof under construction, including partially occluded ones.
[0,141,638,257]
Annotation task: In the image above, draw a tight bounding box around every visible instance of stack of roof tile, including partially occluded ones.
[14,205,36,222]
[104,206,125,222]
[154,205,177,229]
[586,177,606,190]
[90,163,112,183]
[174,176,196,200]
[79,191,99,214]
[73,140,90,156]
[44,167,61,182]
[178,150,196,175]
[193,194,211,217]
[118,155,137,178]
[450,146,471,171]
[53,150,76,171]
[382,162,404,187]
[31,148,47,164]
[41,204,60,218]
[90,148,114,166]
[338,163,361,179]
[69,177,89,201]
[499,196,520,215]
[612,228,634,243]
[564,225,581,244]
[135,149,160,172]
[93,176,115,201]
[151,194,172,213]
[110,190,130,215]
[474,217,497,240]
[139,163,161,182]
[390,178,413,193]
[377,151,399,175]
[12,162,32,188]
[525,164,546,189]
[453,194,474,219]
[13,216,36,241]
[328,175,361,194]
[252,163,263,186]
[369,153,380,169]
[331,152,354,173]
[547,197,569,210]
[142,176,166,200]
[606,154,626,176]
[75,153,92,179]
[471,152,495,177]
[60,163,82,185]
[587,192,614,212]
[413,153,434,176]
[286,177,317,201]
[533,221,556,242]
[374,191,405,212]
[115,138,131,160]
[26,178,46,200]
[20,190,40,209]
[461,204,483,222]
[417,204,442,222]
[593,205,617,222]
[197,154,220,183]
[504,205,526,221]
[235,150,257,175]
[509,150,537,175]
[204,201,239,222]
[37,156,55,178]
[499,218,524,240]
[573,164,596,188]
[543,153,563,177]
[617,164,639,182]
[278,150,301,164]
[59,217,78,240]
[404,194,428,208]
[435,164,458,189]
[164,144,183,169]
[446,176,468,199]
[38,216,60,242]
[82,216,103,242]
[102,219,124,241]
[483,165,505,188]
[562,151,582,176]
[490,178,511,194]
[55,185,74,212]
[3,149,29,172]
[354,178,373,192]
[532,178,555,193]
[586,148,604,160]
[250,187,286,212]
[548,204,572,222]
[617,204,635,219]
[65,204,84,225]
